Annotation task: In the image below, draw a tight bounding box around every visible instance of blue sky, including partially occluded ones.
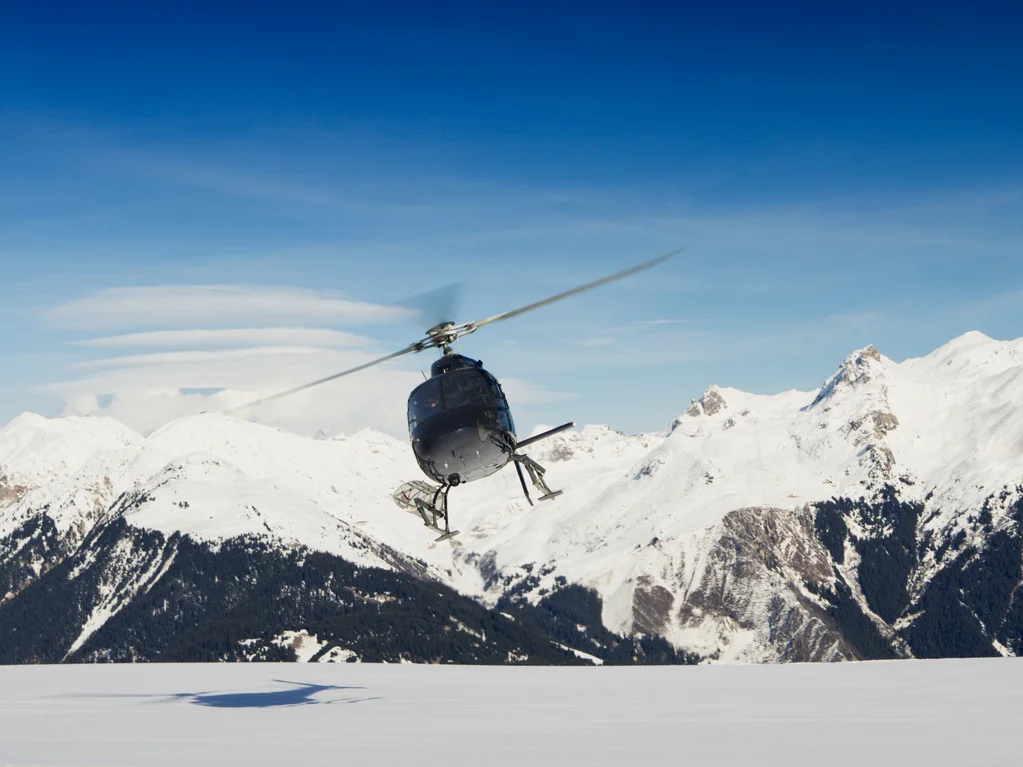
[1,2,1021,437]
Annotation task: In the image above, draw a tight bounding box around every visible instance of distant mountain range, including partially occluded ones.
[2,331,1022,664]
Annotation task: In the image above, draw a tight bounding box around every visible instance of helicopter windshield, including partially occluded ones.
[407,377,443,429]
[442,370,493,410]
[407,370,500,431]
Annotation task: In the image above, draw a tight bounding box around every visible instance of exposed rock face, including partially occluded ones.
[870,411,900,438]
[546,442,575,462]
[811,345,884,407]
[628,507,860,663]
[0,474,28,507]
[861,443,896,482]
[843,410,900,445]
[609,484,1023,664]
[632,576,675,636]
[686,386,727,417]
[860,345,882,363]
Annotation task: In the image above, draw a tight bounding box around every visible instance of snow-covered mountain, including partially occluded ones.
[2,331,1022,663]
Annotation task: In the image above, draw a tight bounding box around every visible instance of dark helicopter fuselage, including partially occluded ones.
[406,354,517,486]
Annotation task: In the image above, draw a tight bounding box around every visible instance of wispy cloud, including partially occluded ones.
[94,148,435,218]
[630,319,702,325]
[77,327,372,349]
[44,285,414,331]
[50,344,424,437]
[37,279,421,435]
[47,344,408,393]
[72,346,331,371]
[40,278,572,437]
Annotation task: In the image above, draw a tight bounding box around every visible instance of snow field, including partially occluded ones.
[0,659,1020,766]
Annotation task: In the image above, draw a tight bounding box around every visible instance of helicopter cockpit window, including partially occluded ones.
[481,372,506,407]
[482,372,515,434]
[442,370,494,411]
[408,378,443,428]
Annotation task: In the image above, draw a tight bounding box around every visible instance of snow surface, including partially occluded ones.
[0,659,1020,766]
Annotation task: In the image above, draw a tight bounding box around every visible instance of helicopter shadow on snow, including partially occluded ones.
[59,680,381,710]
[185,680,381,709]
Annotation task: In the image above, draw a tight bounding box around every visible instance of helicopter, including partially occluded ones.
[249,251,678,541]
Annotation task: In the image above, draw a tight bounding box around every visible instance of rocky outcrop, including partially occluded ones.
[626,506,860,663]
[0,474,28,507]
[810,345,884,407]
[686,386,727,417]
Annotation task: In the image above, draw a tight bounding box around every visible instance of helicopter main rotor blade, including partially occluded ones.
[462,249,681,334]
[401,282,464,331]
[231,249,679,414]
[235,340,427,411]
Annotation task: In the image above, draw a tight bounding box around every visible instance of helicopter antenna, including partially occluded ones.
[235,249,680,411]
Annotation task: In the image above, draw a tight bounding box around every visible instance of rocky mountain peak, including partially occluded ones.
[685,386,727,418]
[809,345,886,408]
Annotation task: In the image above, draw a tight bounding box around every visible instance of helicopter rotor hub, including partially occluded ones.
[426,322,461,355]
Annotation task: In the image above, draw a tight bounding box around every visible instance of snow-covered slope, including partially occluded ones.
[441,333,1023,659]
[2,331,1023,663]
[0,414,145,539]
[0,412,450,574]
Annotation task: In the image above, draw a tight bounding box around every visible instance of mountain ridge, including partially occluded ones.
[3,330,1022,663]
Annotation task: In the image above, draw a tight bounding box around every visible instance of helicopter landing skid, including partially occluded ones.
[512,453,563,506]
[392,480,459,542]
